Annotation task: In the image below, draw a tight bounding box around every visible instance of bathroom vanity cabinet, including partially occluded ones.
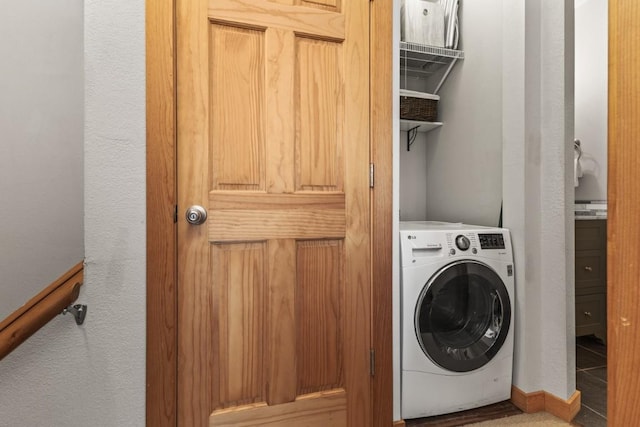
[575,219,607,343]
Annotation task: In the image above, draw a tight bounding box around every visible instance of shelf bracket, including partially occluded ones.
[433,57,459,95]
[407,126,419,151]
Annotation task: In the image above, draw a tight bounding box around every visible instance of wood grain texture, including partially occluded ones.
[152,1,390,424]
[544,390,581,422]
[342,1,371,425]
[210,390,347,427]
[177,0,212,424]
[295,37,343,191]
[209,192,345,209]
[608,1,640,425]
[511,386,546,414]
[296,240,344,395]
[210,23,265,191]
[208,0,345,40]
[267,239,297,405]
[209,192,346,241]
[300,0,340,13]
[146,0,177,425]
[265,28,295,194]
[0,262,83,360]
[177,0,370,425]
[0,261,83,331]
[212,243,266,409]
[370,0,394,425]
[209,208,345,241]
[510,386,580,422]
[153,0,390,425]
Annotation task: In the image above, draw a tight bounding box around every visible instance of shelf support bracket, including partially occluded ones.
[434,58,459,95]
[407,126,419,151]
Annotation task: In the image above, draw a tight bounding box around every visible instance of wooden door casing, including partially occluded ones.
[176,1,371,426]
[609,0,640,424]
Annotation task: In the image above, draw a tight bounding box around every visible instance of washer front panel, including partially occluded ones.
[414,260,511,372]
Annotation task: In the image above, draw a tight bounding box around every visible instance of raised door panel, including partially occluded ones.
[209,24,265,191]
[295,37,343,191]
[299,0,340,12]
[296,240,344,395]
[211,243,267,409]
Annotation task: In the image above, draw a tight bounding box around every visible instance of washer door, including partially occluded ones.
[415,260,511,372]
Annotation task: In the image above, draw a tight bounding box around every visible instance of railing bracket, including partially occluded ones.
[62,304,87,325]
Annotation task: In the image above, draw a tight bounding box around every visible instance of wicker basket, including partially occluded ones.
[400,89,439,122]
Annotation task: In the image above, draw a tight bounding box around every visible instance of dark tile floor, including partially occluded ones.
[574,335,607,427]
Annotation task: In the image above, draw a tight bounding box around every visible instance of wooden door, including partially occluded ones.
[176,1,371,426]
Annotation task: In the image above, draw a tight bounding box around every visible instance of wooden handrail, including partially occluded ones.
[0,261,84,361]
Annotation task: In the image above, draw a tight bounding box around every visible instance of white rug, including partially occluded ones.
[463,411,573,426]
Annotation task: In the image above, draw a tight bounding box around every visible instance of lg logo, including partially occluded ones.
[408,235,416,240]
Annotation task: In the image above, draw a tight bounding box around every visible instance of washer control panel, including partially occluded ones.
[478,233,506,250]
[399,222,512,266]
[455,235,471,251]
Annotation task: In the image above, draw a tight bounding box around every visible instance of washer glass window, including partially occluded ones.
[415,260,511,372]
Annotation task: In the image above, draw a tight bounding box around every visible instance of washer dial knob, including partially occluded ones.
[455,235,471,251]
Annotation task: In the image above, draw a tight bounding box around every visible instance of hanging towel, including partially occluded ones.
[574,146,583,187]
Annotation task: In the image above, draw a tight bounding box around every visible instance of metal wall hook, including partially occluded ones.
[62,304,87,325]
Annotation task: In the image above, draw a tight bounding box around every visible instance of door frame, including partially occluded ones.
[608,1,639,424]
[145,1,393,426]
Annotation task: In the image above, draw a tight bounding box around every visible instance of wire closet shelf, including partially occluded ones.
[400,41,465,94]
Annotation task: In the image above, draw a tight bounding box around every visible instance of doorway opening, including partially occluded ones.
[573,0,608,425]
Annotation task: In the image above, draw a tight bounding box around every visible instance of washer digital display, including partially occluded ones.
[479,233,505,249]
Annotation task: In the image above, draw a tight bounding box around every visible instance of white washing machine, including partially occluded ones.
[400,221,515,419]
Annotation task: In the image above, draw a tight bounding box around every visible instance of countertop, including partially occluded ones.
[575,214,607,220]
[575,201,607,220]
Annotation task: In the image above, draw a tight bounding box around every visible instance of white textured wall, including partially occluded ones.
[0,1,146,426]
[574,0,607,201]
[540,0,576,400]
[399,131,429,220]
[422,0,504,227]
[503,0,575,399]
[502,0,540,394]
[0,0,84,321]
